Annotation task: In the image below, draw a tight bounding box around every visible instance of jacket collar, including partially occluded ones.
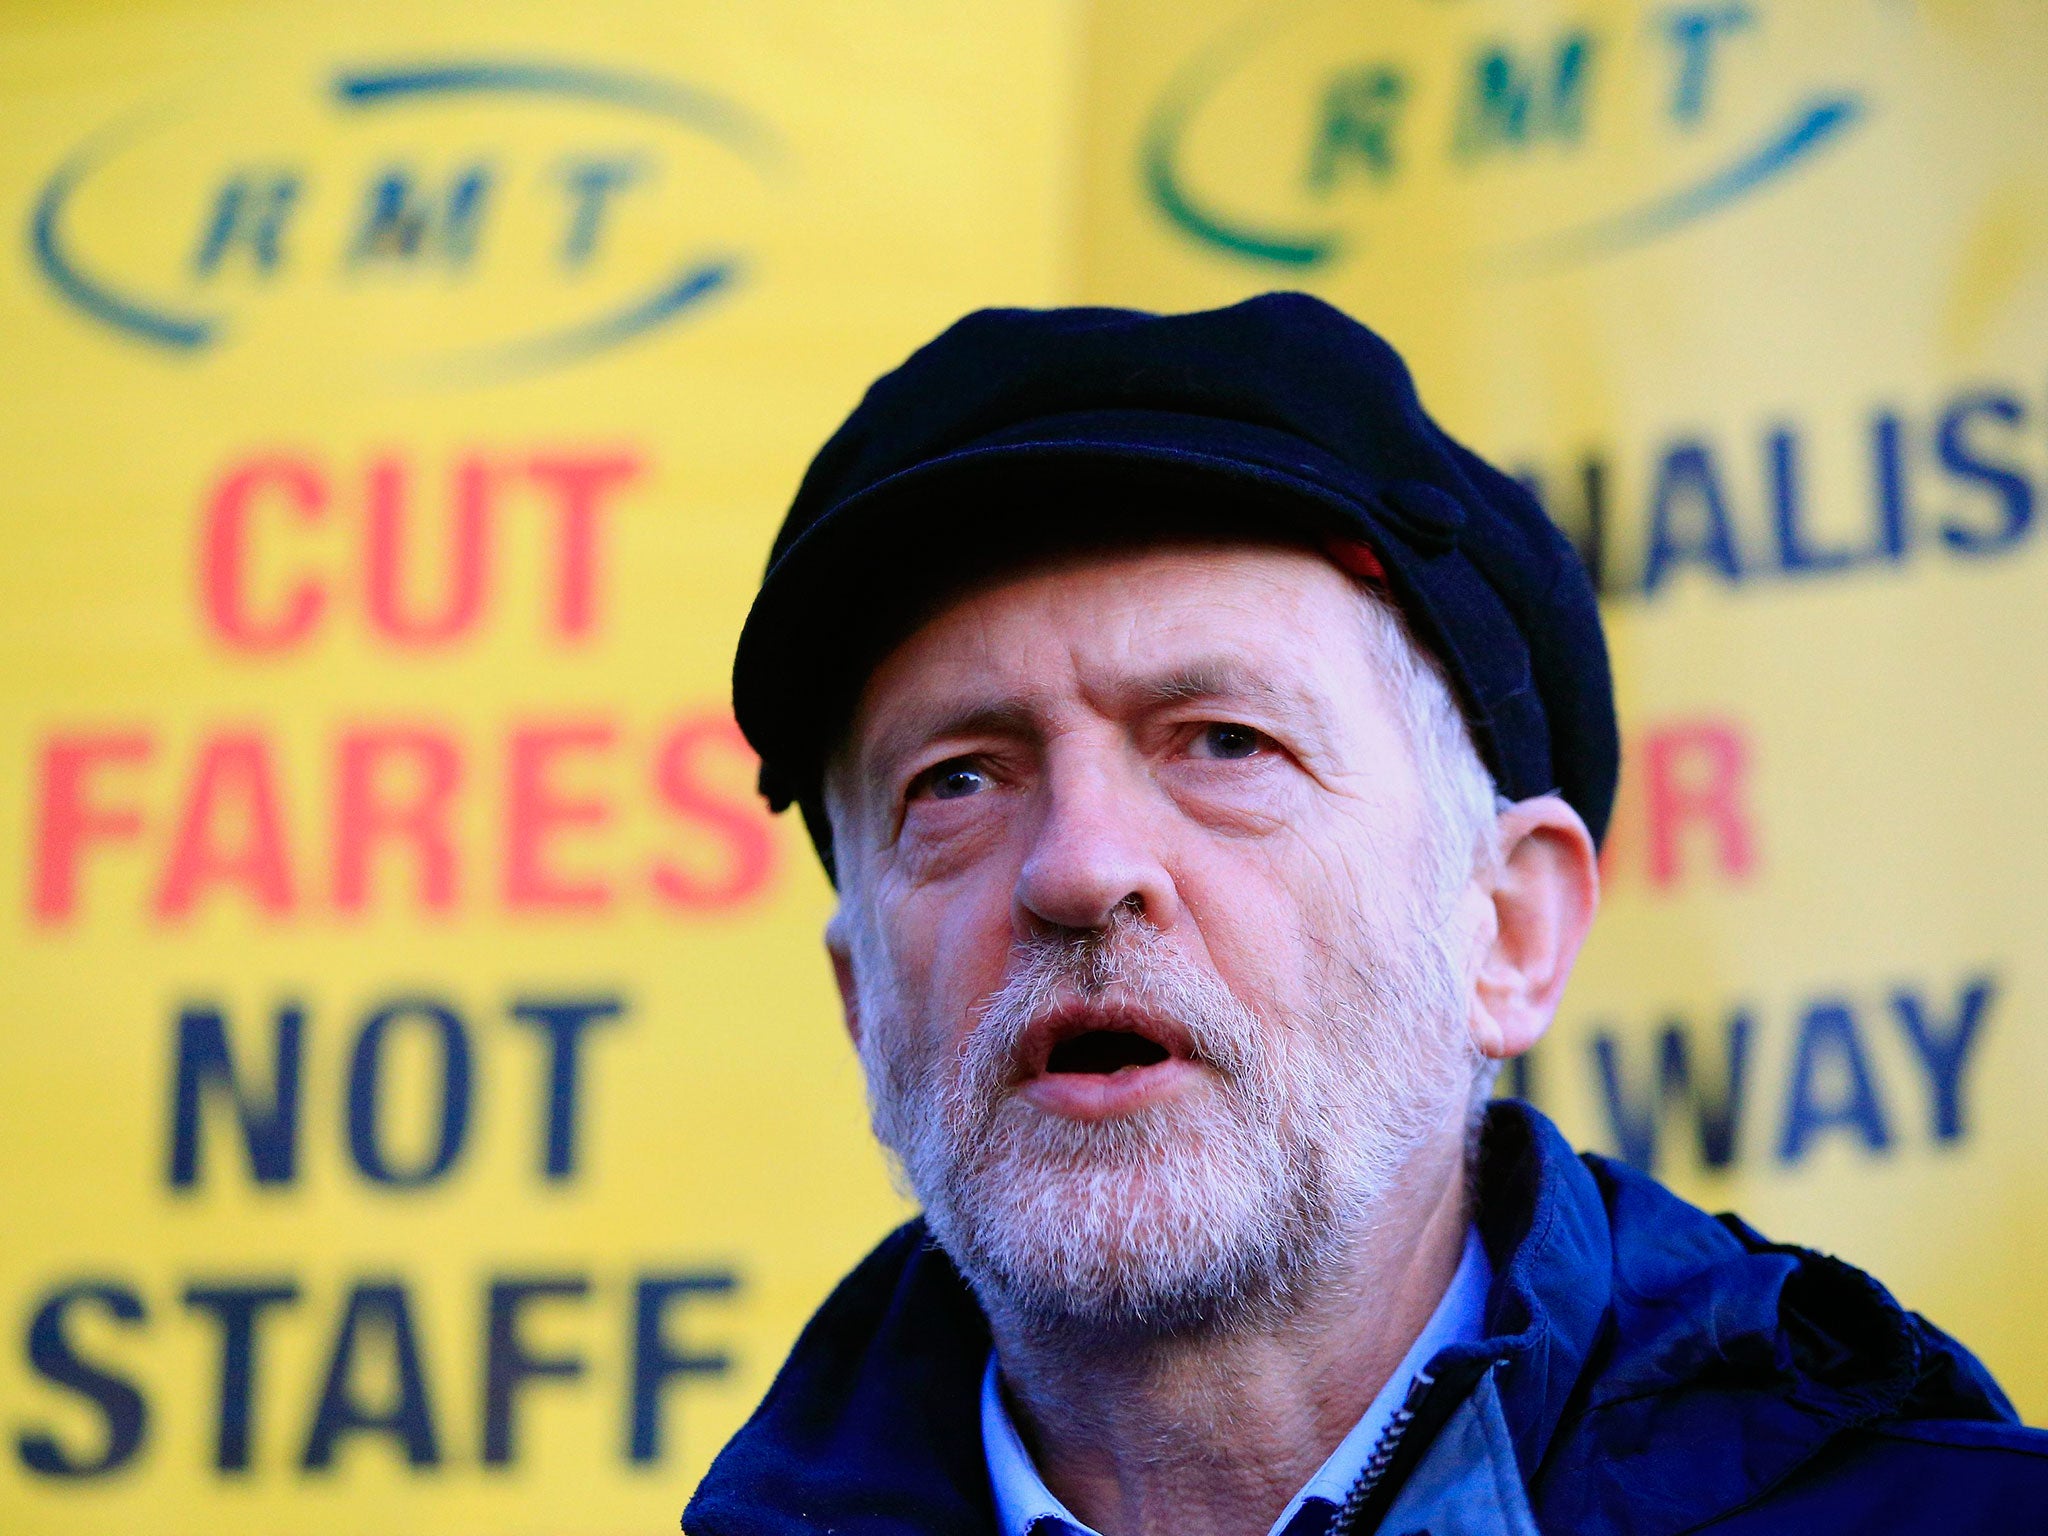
[1477,1106,2010,1536]
[686,1219,996,1536]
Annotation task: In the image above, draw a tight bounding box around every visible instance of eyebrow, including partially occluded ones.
[1132,660,1289,707]
[861,696,1048,785]
[1124,658,1333,737]
[860,656,1332,781]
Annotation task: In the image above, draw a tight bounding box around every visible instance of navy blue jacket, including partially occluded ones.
[685,1103,2048,1534]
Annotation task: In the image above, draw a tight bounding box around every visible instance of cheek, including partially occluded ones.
[1292,787,1437,924]
[1178,850,1319,1011]
[1180,819,1407,1016]
[878,872,1017,1038]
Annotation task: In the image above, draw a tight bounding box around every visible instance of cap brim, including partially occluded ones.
[733,409,1468,818]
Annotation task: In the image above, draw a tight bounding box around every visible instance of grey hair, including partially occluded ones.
[1348,583,1506,901]
[1347,583,1510,1115]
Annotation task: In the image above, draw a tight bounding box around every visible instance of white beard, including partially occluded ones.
[856,903,1477,1339]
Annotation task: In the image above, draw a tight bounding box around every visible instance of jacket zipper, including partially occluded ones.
[1324,1367,1436,1536]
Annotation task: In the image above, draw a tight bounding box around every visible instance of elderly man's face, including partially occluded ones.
[826,541,1490,1334]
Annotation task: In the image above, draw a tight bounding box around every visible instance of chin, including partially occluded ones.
[921,1102,1343,1338]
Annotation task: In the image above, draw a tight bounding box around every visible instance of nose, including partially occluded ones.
[1014,751,1180,940]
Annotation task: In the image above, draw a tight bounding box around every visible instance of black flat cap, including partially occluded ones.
[735,292,1616,877]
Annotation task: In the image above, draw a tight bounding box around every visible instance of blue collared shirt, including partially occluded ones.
[980,1227,1493,1536]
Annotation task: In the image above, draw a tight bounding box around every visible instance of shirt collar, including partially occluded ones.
[980,1226,1494,1536]
[981,1350,1090,1536]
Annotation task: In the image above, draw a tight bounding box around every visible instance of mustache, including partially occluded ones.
[952,910,1268,1106]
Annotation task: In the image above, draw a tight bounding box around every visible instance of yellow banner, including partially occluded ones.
[7,2,2048,1533]
[0,2,1075,1531]
[1080,0,2048,1411]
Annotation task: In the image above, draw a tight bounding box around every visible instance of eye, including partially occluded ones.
[1191,723,1268,761]
[909,758,993,802]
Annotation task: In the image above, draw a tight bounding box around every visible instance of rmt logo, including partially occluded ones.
[1143,0,1867,275]
[31,60,783,380]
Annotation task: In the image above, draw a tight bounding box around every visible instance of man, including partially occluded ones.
[688,295,2046,1535]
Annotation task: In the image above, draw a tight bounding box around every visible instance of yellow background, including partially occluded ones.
[4,1,2046,1531]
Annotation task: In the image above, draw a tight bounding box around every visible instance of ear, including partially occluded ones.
[1469,795,1599,1061]
[824,906,862,1049]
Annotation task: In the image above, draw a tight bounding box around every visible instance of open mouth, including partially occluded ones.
[1016,1009,1198,1119]
[1044,1029,1172,1075]
[1017,1009,1197,1119]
